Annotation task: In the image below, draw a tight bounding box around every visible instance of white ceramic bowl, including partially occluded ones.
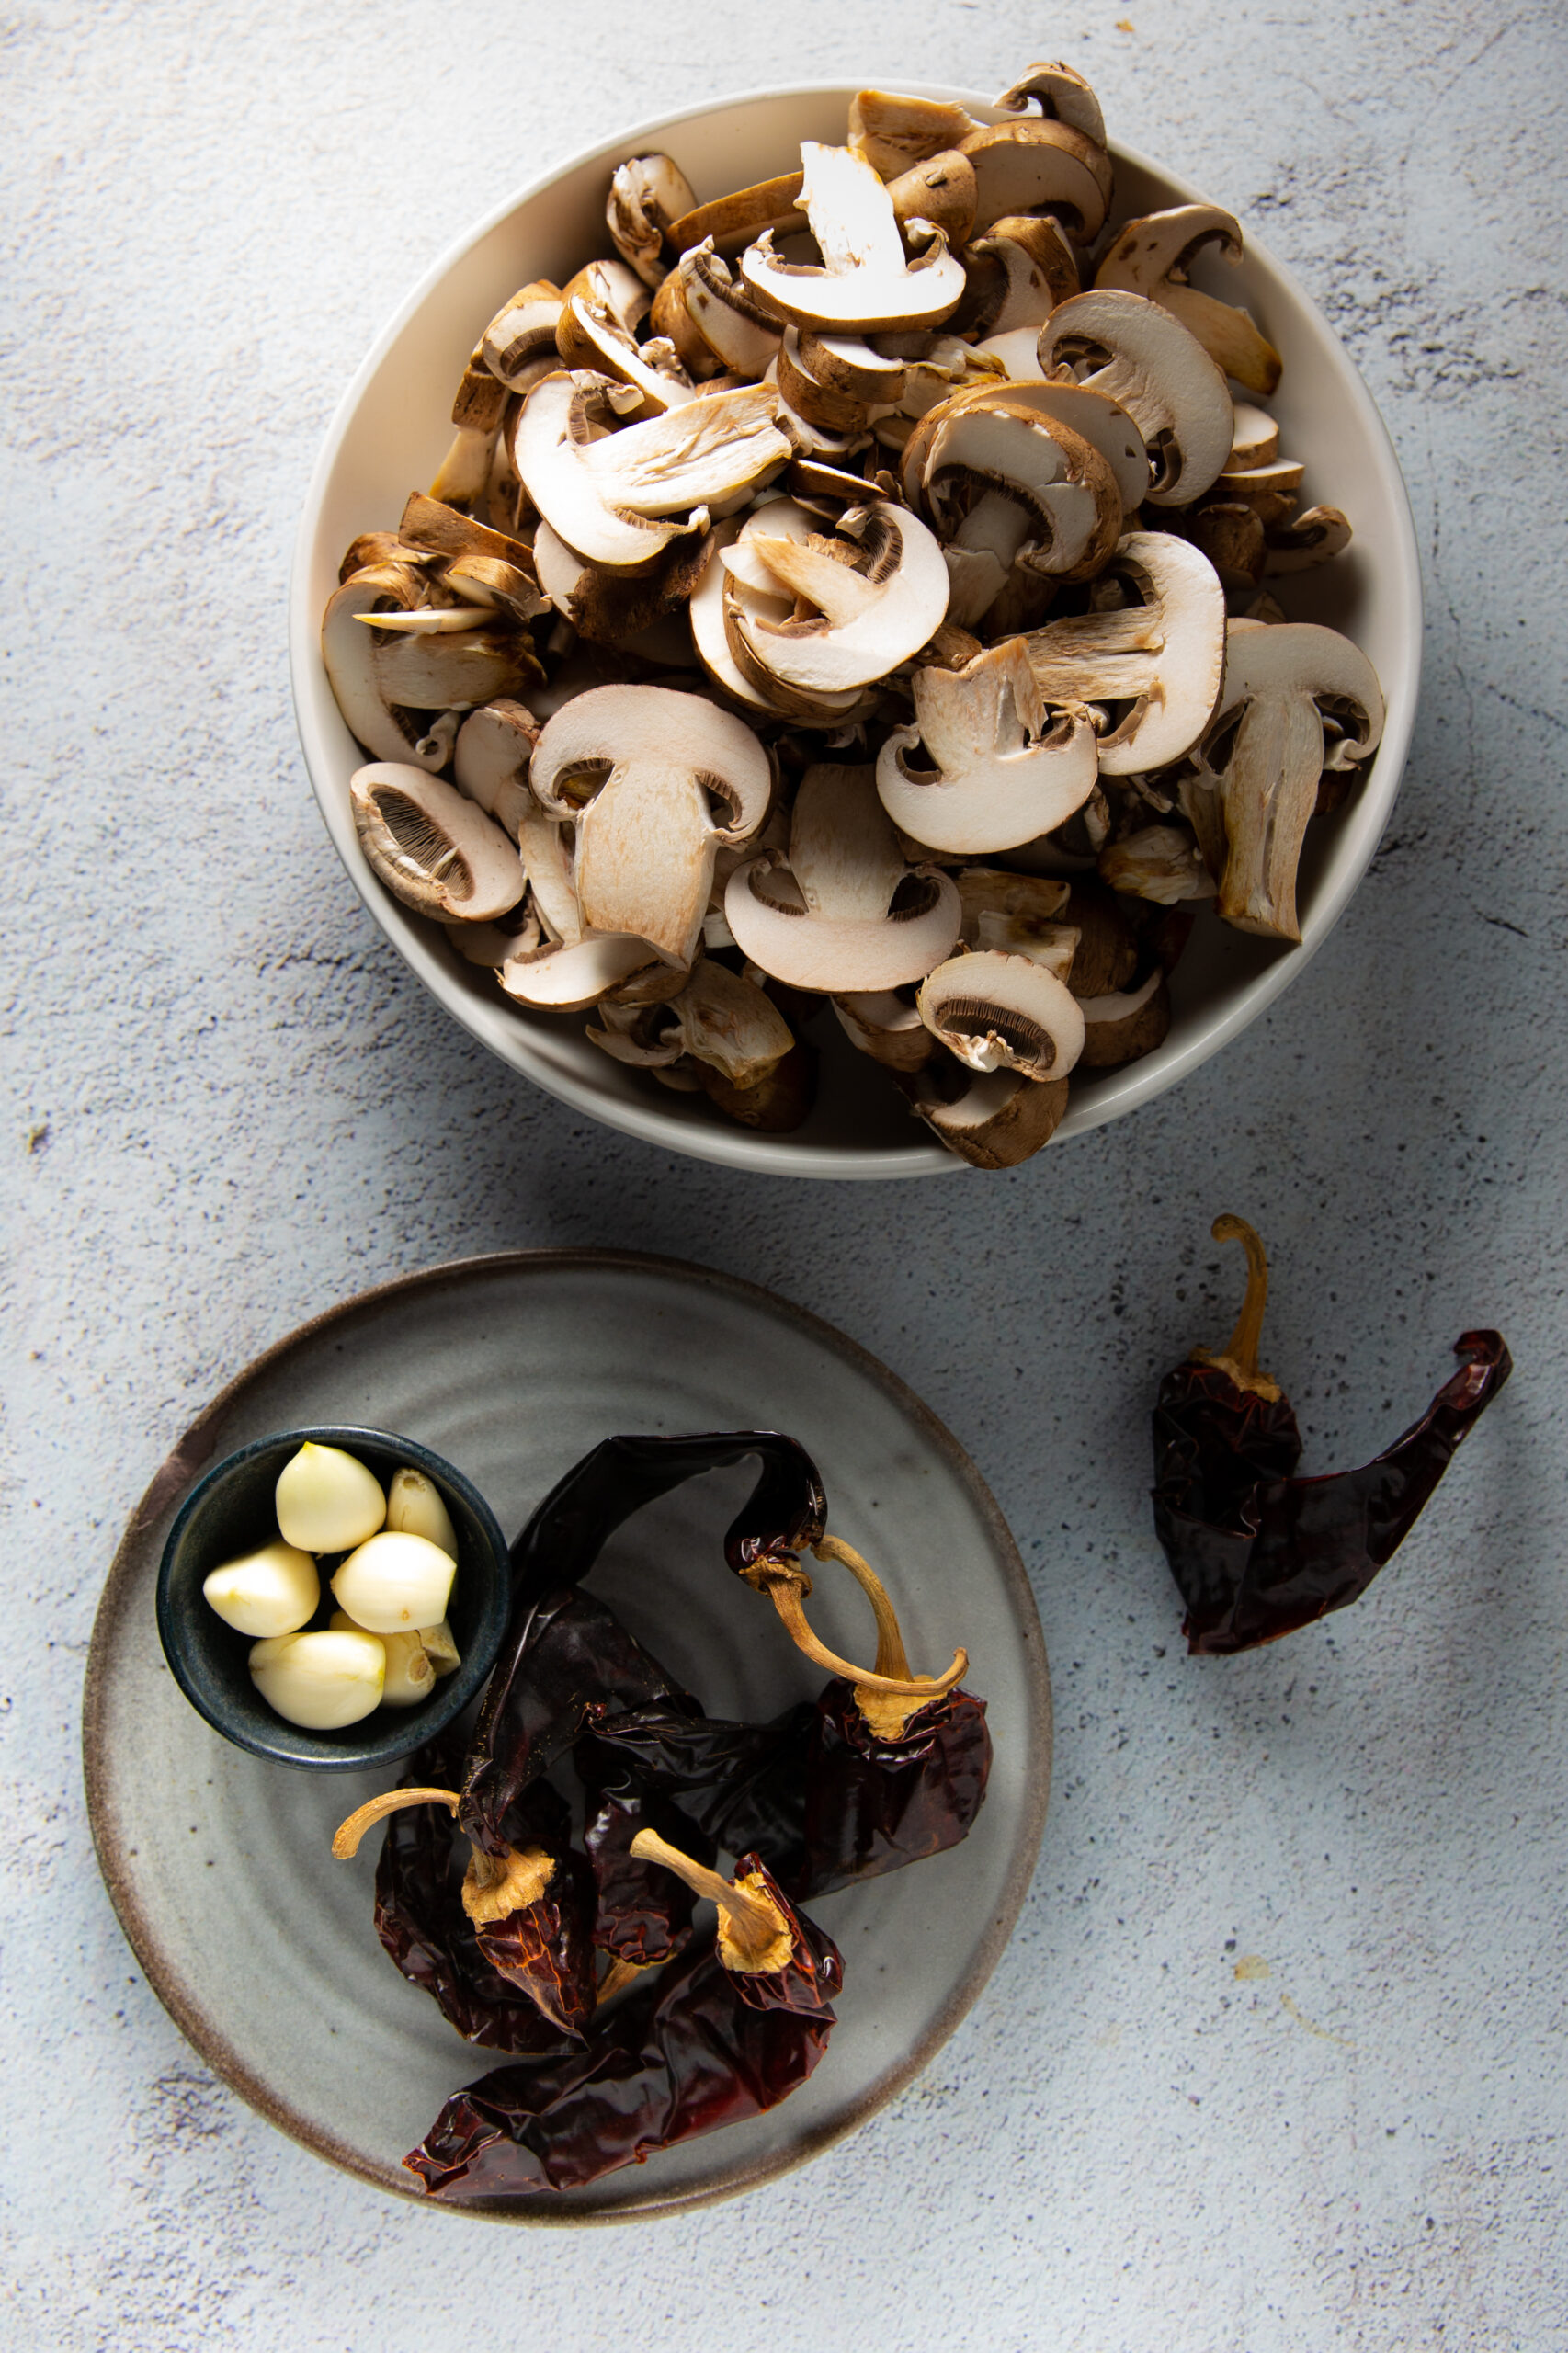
[290,82,1421,1182]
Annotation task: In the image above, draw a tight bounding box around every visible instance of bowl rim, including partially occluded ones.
[154,1421,511,1769]
[290,78,1423,1183]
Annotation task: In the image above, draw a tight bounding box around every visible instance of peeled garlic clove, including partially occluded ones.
[249,1630,385,1729]
[329,1612,437,1707]
[202,1540,320,1637]
[385,1466,458,1559]
[276,1442,386,1553]
[418,1618,462,1677]
[331,1530,456,1632]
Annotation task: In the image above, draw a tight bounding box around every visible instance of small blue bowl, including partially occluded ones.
[155,1426,510,1770]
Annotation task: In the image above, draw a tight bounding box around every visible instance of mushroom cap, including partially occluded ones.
[670,172,807,257]
[847,89,984,177]
[725,763,960,993]
[1023,529,1227,774]
[876,640,1099,855]
[677,240,784,377]
[350,763,526,924]
[922,398,1123,585]
[554,290,697,420]
[956,212,1080,336]
[1040,288,1233,506]
[886,150,979,246]
[833,987,934,1071]
[499,929,664,1010]
[453,700,539,839]
[740,142,967,332]
[1228,402,1279,471]
[906,1063,1070,1168]
[1076,967,1170,1067]
[323,558,451,768]
[607,153,697,287]
[531,681,772,844]
[994,61,1107,149]
[1094,204,1282,396]
[958,119,1112,238]
[482,283,566,388]
[730,499,951,697]
[706,502,869,722]
[916,948,1085,1082]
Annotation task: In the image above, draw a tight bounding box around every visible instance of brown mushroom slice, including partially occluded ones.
[592,960,795,1093]
[954,869,1079,981]
[350,764,526,923]
[1214,456,1305,522]
[1264,505,1353,573]
[1076,967,1170,1067]
[532,517,713,645]
[1227,402,1279,472]
[958,119,1112,240]
[994,61,1107,148]
[607,154,698,288]
[675,241,783,377]
[1099,823,1218,904]
[499,930,664,1011]
[530,683,771,967]
[452,700,540,839]
[669,172,806,256]
[877,641,1098,855]
[847,90,984,177]
[322,560,531,769]
[834,987,933,1071]
[916,949,1085,1082]
[1023,530,1227,774]
[698,506,864,722]
[777,330,873,435]
[728,498,950,698]
[1040,289,1233,507]
[800,332,906,404]
[907,1061,1070,1167]
[955,214,1080,337]
[481,282,566,389]
[444,902,543,969]
[511,374,790,574]
[514,797,581,946]
[740,142,965,333]
[1094,206,1282,396]
[895,375,1146,518]
[555,290,696,419]
[921,399,1122,616]
[1189,620,1385,938]
[725,763,960,993]
[886,150,978,246]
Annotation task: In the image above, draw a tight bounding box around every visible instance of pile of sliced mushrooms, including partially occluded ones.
[324,63,1385,1167]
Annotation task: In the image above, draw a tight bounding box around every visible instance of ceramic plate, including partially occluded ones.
[85,1252,1051,2222]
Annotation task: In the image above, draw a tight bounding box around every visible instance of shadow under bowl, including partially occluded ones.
[155,1425,510,1769]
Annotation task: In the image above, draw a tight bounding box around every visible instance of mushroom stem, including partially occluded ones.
[331,1785,460,1860]
[628,1829,792,1974]
[1191,1213,1283,1401]
[751,1557,968,1704]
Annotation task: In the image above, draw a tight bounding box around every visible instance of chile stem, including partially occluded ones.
[629,1827,794,1974]
[332,1786,460,1859]
[1191,1213,1283,1401]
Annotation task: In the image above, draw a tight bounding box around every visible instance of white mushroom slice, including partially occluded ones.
[886,151,978,246]
[429,426,498,512]
[676,241,783,377]
[896,377,1146,517]
[662,960,795,1089]
[499,930,663,1010]
[356,604,494,636]
[351,763,526,923]
[975,325,1046,381]
[556,290,697,418]
[1023,530,1226,774]
[1095,207,1282,396]
[397,491,537,574]
[1188,620,1384,940]
[1040,290,1233,506]
[670,173,806,256]
[695,508,862,721]
[847,90,984,177]
[959,215,1080,336]
[322,559,510,769]
[530,684,771,966]
[778,329,872,434]
[1098,823,1217,904]
[1077,967,1170,1067]
[1228,401,1279,471]
[1265,505,1353,572]
[515,797,580,944]
[482,281,565,388]
[958,119,1112,239]
[922,401,1122,599]
[916,949,1085,1082]
[877,641,1097,854]
[994,61,1107,149]
[453,700,539,838]
[1214,455,1304,517]
[741,142,965,333]
[725,763,960,992]
[906,1063,1070,1168]
[730,500,950,697]
[833,987,933,1071]
[954,870,1078,983]
[445,904,542,967]
[801,333,906,404]
[607,153,697,287]
[511,374,790,574]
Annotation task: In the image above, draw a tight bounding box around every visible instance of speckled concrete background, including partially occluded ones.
[4,2,1565,2345]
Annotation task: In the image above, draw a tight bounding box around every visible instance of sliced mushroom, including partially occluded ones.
[397,492,537,575]
[847,90,983,177]
[1094,206,1282,395]
[696,505,864,722]
[675,240,783,377]
[1023,530,1227,774]
[953,214,1080,336]
[1040,289,1233,506]
[958,118,1112,240]
[800,332,906,405]
[877,640,1098,853]
[323,559,532,769]
[555,283,697,418]
[917,949,1085,1082]
[778,329,874,434]
[1098,823,1218,904]
[481,282,566,389]
[669,173,806,256]
[905,1062,1070,1167]
[590,958,794,1094]
[444,902,542,968]
[919,394,1123,621]
[1227,402,1279,471]
[350,764,526,922]
[607,154,698,287]
[726,498,950,698]
[1076,966,1170,1066]
[833,986,933,1071]
[725,763,960,992]
[885,150,978,246]
[1214,456,1304,523]
[530,683,771,966]
[533,517,714,645]
[1264,505,1353,572]
[510,373,790,574]
[954,869,1079,981]
[1187,620,1384,939]
[499,930,665,1011]
[740,142,966,332]
[994,61,1107,148]
[453,700,539,838]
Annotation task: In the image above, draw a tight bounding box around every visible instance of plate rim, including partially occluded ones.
[83,1246,1052,2222]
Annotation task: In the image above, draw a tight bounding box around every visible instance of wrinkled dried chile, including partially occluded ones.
[404,1857,842,2200]
[467,1778,598,2038]
[580,1762,717,1967]
[790,1677,992,1898]
[1153,1215,1512,1654]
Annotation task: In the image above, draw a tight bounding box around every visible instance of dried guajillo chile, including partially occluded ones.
[579,1758,719,1970]
[403,1833,843,2200]
[1153,1215,1513,1655]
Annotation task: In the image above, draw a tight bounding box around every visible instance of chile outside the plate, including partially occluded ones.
[1152,1218,1513,1654]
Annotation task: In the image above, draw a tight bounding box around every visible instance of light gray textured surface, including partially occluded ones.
[3,1,1564,2345]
